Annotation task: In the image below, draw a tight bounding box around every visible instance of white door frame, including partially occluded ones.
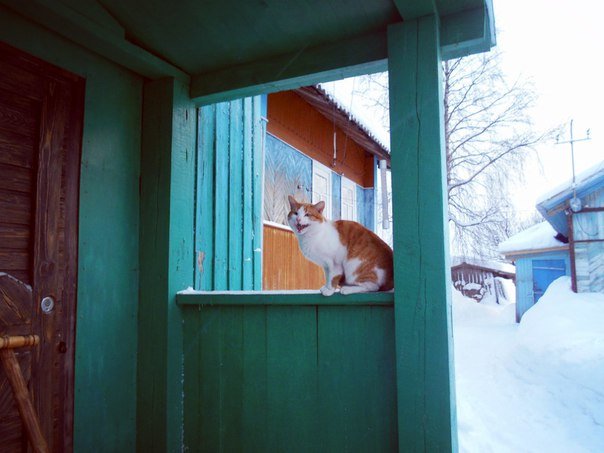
[312,160,332,217]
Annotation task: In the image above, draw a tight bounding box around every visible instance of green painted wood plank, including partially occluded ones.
[228,99,244,290]
[241,306,268,451]
[242,97,254,290]
[388,17,457,452]
[252,97,264,290]
[218,307,245,452]
[1,0,188,80]
[177,291,394,306]
[182,307,201,451]
[195,105,216,290]
[183,303,397,452]
[317,306,398,452]
[138,77,196,452]
[440,5,496,60]
[392,0,434,20]
[214,102,230,290]
[196,307,223,452]
[167,78,197,451]
[266,306,318,452]
[190,31,388,105]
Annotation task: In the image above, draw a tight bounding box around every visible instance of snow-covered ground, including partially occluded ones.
[453,276,604,452]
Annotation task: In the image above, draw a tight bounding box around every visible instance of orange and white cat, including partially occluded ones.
[287,195,393,296]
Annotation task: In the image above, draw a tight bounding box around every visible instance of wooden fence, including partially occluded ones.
[262,222,324,290]
[178,292,397,452]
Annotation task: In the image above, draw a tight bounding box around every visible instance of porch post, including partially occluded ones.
[138,78,196,452]
[388,17,457,452]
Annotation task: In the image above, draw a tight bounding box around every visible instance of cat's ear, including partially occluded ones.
[314,200,325,214]
[288,195,298,211]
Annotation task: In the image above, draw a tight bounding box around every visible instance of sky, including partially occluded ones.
[493,0,603,215]
[326,0,603,224]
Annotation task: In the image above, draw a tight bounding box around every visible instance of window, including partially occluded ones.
[312,161,332,217]
[341,177,357,221]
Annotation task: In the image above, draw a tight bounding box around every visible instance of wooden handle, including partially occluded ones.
[1,348,49,453]
[0,335,40,350]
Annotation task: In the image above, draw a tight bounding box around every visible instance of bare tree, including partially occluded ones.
[353,51,554,258]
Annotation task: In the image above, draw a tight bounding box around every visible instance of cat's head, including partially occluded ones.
[287,195,326,235]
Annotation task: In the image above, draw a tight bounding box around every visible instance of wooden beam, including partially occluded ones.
[190,31,388,105]
[440,3,496,60]
[176,291,394,306]
[138,77,196,452]
[392,0,435,20]
[388,17,457,451]
[0,0,188,80]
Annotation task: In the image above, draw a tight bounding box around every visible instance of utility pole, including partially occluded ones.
[556,119,591,211]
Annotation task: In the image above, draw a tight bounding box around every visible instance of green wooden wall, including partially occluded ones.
[0,7,142,452]
[196,98,264,291]
[179,293,398,452]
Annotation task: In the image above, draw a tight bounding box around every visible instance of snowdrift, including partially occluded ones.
[453,277,604,452]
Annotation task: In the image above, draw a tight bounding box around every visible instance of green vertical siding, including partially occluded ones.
[229,100,244,289]
[196,104,216,290]
[180,293,397,453]
[252,98,265,290]
[388,17,457,451]
[242,97,254,288]
[195,97,264,291]
[0,8,141,452]
[214,102,230,290]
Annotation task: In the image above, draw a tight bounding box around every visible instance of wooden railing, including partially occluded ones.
[177,291,397,452]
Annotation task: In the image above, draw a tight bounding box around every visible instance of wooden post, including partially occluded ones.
[388,17,458,451]
[138,77,196,452]
[0,335,48,453]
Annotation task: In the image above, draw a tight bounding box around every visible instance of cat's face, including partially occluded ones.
[287,195,326,235]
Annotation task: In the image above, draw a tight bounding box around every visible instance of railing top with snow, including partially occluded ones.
[176,289,394,306]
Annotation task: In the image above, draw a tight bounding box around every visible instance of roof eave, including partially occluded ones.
[295,85,391,164]
[501,244,569,260]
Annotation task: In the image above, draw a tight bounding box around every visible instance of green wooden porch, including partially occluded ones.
[0,1,495,451]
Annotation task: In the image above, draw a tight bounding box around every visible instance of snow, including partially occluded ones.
[498,221,565,254]
[454,276,604,452]
[263,220,293,232]
[536,160,604,205]
[463,282,482,291]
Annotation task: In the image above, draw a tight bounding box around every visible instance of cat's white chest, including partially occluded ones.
[297,222,345,267]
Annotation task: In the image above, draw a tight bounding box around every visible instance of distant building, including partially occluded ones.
[500,161,604,321]
[451,257,515,303]
[262,86,390,290]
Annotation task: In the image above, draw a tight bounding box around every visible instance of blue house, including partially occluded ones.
[500,161,604,321]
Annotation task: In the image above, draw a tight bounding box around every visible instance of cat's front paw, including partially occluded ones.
[320,285,335,296]
[340,285,353,295]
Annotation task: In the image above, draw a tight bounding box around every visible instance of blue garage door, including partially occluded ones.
[532,259,566,303]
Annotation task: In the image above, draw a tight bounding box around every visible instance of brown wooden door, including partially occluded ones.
[0,42,84,452]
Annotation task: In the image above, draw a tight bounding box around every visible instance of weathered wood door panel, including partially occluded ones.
[0,42,84,452]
